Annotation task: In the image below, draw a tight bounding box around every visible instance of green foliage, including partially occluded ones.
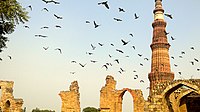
[82,107,100,112]
[32,108,55,112]
[0,0,29,52]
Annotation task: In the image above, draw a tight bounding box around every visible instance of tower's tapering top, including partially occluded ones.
[153,0,164,20]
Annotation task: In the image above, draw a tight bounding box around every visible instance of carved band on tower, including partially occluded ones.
[148,0,174,96]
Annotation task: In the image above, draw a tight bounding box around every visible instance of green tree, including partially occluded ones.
[0,0,29,52]
[82,107,100,112]
[32,107,55,112]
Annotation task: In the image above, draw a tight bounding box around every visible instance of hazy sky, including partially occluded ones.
[0,0,200,111]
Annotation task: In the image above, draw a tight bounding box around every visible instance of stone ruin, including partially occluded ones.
[59,81,80,112]
[0,80,23,112]
[60,75,200,112]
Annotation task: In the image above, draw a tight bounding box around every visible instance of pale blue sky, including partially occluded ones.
[0,0,200,111]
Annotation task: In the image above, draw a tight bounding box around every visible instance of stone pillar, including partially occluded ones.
[59,81,80,112]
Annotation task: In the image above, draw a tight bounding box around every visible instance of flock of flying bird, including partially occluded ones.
[0,0,199,84]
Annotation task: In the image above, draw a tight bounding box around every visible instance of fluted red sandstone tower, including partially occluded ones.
[148,0,174,95]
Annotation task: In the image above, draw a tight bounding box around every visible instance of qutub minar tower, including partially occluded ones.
[148,0,174,95]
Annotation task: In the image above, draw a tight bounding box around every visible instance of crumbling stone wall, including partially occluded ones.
[59,81,80,112]
[0,80,23,112]
[100,75,145,112]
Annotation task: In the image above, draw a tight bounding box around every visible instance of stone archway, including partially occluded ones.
[116,88,144,112]
[160,81,200,112]
[100,75,145,112]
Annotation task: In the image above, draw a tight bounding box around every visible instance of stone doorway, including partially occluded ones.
[185,92,200,112]
[121,90,134,112]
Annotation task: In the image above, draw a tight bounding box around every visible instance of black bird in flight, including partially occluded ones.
[98,43,103,46]
[43,0,60,4]
[171,36,175,40]
[144,58,149,61]
[70,72,76,75]
[121,39,130,45]
[138,54,142,57]
[132,46,136,50]
[116,49,124,53]
[102,65,108,71]
[79,63,87,67]
[41,26,49,29]
[71,61,77,63]
[178,72,182,75]
[86,21,90,24]
[91,44,96,50]
[55,25,62,28]
[134,13,139,19]
[194,58,199,62]
[27,5,32,11]
[42,7,49,12]
[110,43,114,46]
[24,25,30,29]
[98,1,109,9]
[190,61,194,65]
[54,14,63,19]
[134,75,138,79]
[140,63,143,66]
[171,56,175,59]
[113,18,122,22]
[43,47,49,50]
[129,33,133,37]
[42,0,49,4]
[120,68,125,72]
[8,55,12,60]
[164,13,173,19]
[140,80,144,83]
[114,59,119,64]
[35,34,47,38]
[93,21,100,28]
[197,68,200,71]
[190,47,195,50]
[86,52,93,55]
[179,56,183,58]
[0,58,2,61]
[174,64,178,67]
[118,71,122,74]
[181,51,185,54]
[109,54,112,58]
[164,30,169,35]
[90,60,98,63]
[133,70,137,73]
[118,8,125,12]
[55,48,62,54]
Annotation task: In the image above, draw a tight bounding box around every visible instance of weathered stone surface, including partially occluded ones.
[59,81,80,112]
[100,75,145,112]
[0,80,23,112]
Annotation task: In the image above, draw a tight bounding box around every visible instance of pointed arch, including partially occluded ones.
[116,88,144,112]
[161,81,199,97]
[160,81,200,112]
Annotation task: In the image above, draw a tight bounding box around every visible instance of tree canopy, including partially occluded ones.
[32,108,55,112]
[0,0,29,52]
[82,107,100,112]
